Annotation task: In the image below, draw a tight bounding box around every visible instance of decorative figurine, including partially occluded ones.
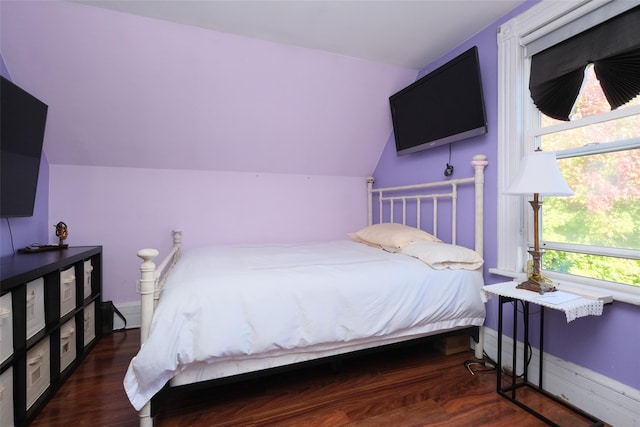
[55,221,69,246]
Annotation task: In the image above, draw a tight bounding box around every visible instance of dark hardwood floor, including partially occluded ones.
[30,329,603,427]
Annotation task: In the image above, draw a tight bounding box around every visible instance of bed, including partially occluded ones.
[125,154,488,427]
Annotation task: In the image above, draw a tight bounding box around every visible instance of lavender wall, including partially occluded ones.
[0,54,50,257]
[49,165,369,303]
[2,2,415,304]
[1,1,416,178]
[373,2,640,391]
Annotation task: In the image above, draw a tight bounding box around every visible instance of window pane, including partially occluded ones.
[534,61,640,289]
[540,114,640,151]
[543,249,640,287]
[542,149,640,251]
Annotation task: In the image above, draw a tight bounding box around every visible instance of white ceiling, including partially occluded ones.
[72,0,525,70]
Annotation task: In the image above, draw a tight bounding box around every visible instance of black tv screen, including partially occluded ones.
[1,76,48,218]
[390,46,487,155]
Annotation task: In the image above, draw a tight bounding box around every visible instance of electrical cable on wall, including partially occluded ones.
[444,144,454,177]
[5,218,16,254]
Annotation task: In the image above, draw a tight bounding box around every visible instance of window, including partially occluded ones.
[535,66,640,287]
[495,0,640,303]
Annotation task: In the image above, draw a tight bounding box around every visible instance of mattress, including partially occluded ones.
[124,240,485,411]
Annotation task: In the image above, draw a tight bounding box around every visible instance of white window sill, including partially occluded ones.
[488,267,640,305]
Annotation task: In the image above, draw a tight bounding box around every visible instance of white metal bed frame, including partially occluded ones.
[135,154,487,426]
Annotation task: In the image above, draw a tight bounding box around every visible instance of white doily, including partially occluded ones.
[482,281,604,322]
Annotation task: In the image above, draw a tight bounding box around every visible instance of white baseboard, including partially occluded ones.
[113,301,142,330]
[482,327,640,427]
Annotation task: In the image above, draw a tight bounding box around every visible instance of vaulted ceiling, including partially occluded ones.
[71,0,524,70]
[0,1,524,177]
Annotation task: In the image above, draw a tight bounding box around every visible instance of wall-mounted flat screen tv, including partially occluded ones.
[1,76,48,218]
[390,46,487,156]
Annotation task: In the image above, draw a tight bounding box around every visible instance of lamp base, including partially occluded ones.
[516,278,556,294]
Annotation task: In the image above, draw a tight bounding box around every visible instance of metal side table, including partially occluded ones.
[483,281,607,426]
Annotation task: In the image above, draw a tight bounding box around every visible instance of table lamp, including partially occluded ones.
[504,149,574,293]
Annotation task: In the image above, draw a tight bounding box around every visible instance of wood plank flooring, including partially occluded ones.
[30,329,604,427]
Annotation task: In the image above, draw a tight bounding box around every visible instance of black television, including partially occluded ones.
[390,46,487,156]
[1,76,48,218]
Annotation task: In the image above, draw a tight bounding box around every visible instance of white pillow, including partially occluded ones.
[400,240,484,270]
[348,223,441,252]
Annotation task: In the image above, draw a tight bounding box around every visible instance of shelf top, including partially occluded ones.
[1,246,101,292]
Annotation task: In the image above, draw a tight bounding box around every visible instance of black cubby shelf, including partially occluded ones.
[1,246,103,427]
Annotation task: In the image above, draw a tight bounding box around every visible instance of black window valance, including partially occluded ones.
[529,6,640,121]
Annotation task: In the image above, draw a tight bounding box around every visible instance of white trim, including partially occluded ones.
[488,267,526,281]
[483,327,640,426]
[542,241,640,260]
[549,274,640,306]
[533,105,640,138]
[114,301,141,330]
[556,137,640,158]
[496,17,529,275]
[523,0,636,56]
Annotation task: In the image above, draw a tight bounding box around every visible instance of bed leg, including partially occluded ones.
[139,402,153,427]
[474,325,484,359]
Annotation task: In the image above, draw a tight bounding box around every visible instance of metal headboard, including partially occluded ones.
[367,154,487,256]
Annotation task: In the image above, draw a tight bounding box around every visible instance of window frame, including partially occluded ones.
[492,0,640,304]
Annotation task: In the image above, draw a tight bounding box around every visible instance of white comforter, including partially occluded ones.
[124,241,484,410]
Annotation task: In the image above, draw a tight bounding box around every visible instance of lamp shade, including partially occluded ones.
[504,150,574,196]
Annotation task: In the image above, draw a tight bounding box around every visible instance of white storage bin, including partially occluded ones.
[26,337,50,410]
[60,266,76,318]
[0,366,14,427]
[0,293,13,364]
[83,302,96,347]
[83,260,93,299]
[26,278,45,340]
[59,319,76,373]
